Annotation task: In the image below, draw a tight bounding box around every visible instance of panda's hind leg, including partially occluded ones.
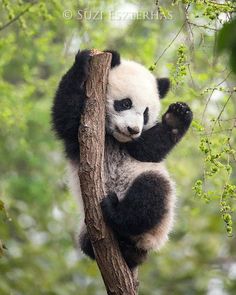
[101,172,171,237]
[118,236,148,268]
[79,227,146,268]
[79,229,95,260]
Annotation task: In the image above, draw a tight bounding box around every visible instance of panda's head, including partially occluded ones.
[105,50,170,143]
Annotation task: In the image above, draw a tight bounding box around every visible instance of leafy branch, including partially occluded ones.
[0,1,37,32]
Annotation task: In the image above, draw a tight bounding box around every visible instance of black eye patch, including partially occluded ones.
[114,98,132,112]
[143,107,149,125]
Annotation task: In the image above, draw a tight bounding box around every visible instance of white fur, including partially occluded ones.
[106,59,161,142]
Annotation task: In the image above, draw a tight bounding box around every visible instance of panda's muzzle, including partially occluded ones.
[115,126,140,139]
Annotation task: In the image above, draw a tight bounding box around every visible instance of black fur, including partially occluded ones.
[80,226,147,268]
[104,49,121,68]
[79,230,95,260]
[101,173,170,236]
[157,78,170,99]
[143,107,149,125]
[118,237,148,268]
[125,102,193,163]
[114,98,132,112]
[51,49,92,161]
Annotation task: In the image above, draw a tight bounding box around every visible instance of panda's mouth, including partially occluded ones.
[114,126,139,142]
[115,126,130,139]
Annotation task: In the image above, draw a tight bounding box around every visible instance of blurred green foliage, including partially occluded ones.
[0,0,236,294]
[217,18,236,74]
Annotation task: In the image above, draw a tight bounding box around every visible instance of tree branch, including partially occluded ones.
[0,1,37,32]
[78,50,137,295]
[152,21,186,66]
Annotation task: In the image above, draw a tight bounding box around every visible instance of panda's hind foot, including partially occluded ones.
[119,238,148,269]
[79,230,95,260]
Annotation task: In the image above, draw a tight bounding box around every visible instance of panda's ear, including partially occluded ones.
[157,78,170,99]
[104,49,121,68]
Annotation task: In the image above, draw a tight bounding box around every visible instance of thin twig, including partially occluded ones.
[210,93,233,135]
[202,89,215,123]
[218,117,236,122]
[187,22,218,32]
[198,128,235,136]
[187,63,197,89]
[153,21,186,65]
[208,1,236,8]
[215,72,232,87]
[183,4,195,53]
[201,72,233,122]
[227,119,236,162]
[0,1,37,32]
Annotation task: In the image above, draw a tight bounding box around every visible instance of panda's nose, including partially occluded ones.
[127,126,140,135]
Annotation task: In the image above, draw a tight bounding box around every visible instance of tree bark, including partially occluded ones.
[78,50,137,295]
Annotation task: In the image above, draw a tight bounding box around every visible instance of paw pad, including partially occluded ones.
[164,102,193,128]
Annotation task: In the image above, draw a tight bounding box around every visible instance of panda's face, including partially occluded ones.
[106,60,162,143]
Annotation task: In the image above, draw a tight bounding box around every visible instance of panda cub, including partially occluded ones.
[52,49,193,269]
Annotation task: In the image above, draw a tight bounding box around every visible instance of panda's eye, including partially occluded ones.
[114,98,132,112]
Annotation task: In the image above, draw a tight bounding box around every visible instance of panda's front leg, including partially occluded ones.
[125,102,193,162]
[51,49,92,161]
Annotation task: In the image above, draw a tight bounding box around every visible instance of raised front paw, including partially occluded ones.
[163,102,193,130]
[100,192,119,223]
